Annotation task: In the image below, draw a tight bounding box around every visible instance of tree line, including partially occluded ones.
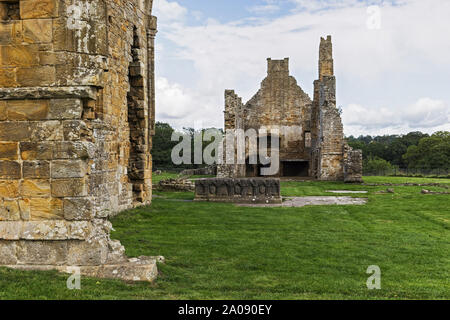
[153,122,450,173]
[152,122,223,171]
[347,131,450,173]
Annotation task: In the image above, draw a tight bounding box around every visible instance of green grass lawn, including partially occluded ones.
[0,176,449,300]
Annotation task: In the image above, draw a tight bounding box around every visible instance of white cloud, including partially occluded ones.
[403,98,449,129]
[156,77,192,120]
[343,104,400,129]
[156,77,223,129]
[153,0,187,23]
[342,98,450,136]
[290,0,362,12]
[247,4,280,14]
[154,0,450,136]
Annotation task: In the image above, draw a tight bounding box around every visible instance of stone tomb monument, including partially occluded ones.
[195,178,282,204]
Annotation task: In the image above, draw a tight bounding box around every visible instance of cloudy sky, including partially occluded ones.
[152,0,450,137]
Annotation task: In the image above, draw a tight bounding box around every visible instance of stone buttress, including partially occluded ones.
[0,0,160,281]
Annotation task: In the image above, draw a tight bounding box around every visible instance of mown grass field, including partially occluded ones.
[0,176,449,300]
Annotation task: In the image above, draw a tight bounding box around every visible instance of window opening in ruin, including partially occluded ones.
[245,157,257,177]
[0,1,20,20]
[305,131,312,148]
[127,26,147,203]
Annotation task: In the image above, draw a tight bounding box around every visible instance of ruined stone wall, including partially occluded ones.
[0,0,158,278]
[243,58,312,163]
[219,58,313,178]
[315,76,345,180]
[217,90,245,178]
[220,35,362,182]
[343,146,363,183]
[311,36,354,181]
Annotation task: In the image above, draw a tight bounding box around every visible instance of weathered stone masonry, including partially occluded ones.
[218,36,363,182]
[0,0,158,281]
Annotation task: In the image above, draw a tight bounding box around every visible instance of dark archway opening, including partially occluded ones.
[282,161,309,177]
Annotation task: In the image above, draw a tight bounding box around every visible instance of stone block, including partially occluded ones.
[38,51,56,65]
[0,142,18,160]
[62,120,88,141]
[5,99,49,120]
[30,197,63,220]
[20,221,65,240]
[0,199,20,220]
[51,178,87,197]
[0,160,20,179]
[20,142,53,160]
[0,67,17,87]
[0,180,19,198]
[16,66,55,86]
[0,240,17,265]
[0,21,23,45]
[19,179,50,197]
[63,197,93,221]
[16,241,67,265]
[0,122,32,141]
[30,121,63,141]
[20,0,59,19]
[18,199,30,220]
[51,160,87,178]
[48,99,82,120]
[0,101,6,120]
[22,19,53,43]
[0,220,91,241]
[0,221,20,240]
[68,221,91,240]
[52,141,95,160]
[0,4,7,21]
[79,257,158,281]
[67,240,109,266]
[22,161,50,178]
[0,44,39,67]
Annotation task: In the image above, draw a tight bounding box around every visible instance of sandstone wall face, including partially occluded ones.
[219,36,363,182]
[0,0,159,279]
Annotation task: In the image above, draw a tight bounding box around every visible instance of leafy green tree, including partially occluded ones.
[363,156,393,174]
[347,131,430,167]
[403,131,450,170]
[152,122,224,170]
[152,122,179,168]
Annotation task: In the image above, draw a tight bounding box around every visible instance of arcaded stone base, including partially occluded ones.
[195,178,282,204]
[3,256,163,282]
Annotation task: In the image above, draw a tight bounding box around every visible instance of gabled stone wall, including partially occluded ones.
[219,36,363,182]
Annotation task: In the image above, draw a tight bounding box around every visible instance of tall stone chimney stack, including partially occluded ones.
[319,35,334,80]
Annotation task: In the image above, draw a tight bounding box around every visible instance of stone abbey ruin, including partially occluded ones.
[0,0,362,282]
[217,36,363,182]
[0,0,158,281]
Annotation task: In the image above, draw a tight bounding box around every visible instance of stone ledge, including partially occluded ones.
[0,86,98,100]
[0,220,91,240]
[3,256,163,282]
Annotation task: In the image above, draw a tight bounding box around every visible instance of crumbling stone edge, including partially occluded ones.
[2,255,165,283]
